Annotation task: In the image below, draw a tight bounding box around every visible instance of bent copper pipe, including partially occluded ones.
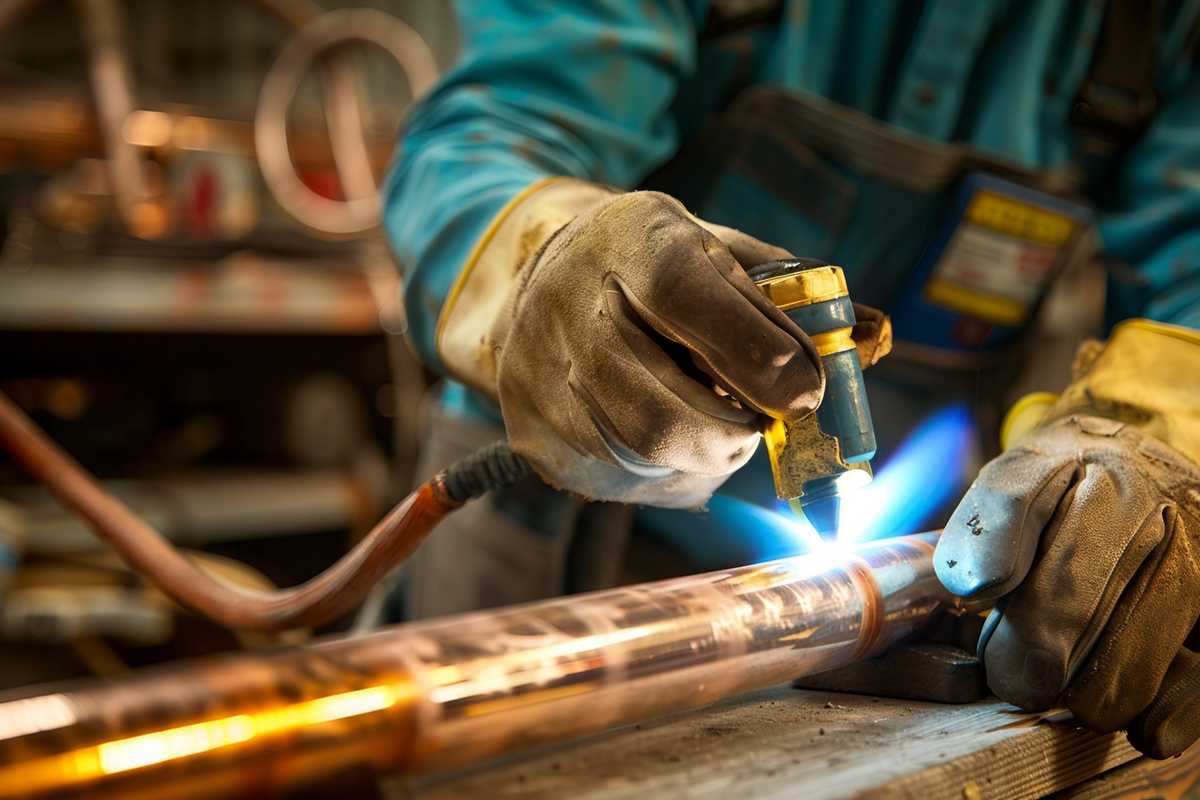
[0,390,460,631]
[252,0,378,211]
[75,0,161,238]
[0,532,946,799]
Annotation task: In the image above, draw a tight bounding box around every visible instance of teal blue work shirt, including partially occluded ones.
[383,1,1200,563]
[386,0,1200,368]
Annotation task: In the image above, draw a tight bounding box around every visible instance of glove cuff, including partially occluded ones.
[999,391,1060,451]
[1034,319,1200,463]
[435,177,616,396]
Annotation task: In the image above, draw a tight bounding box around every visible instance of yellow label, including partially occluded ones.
[924,278,1027,326]
[965,191,1076,246]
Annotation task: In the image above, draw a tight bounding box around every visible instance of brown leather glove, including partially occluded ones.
[936,321,1200,758]
[436,179,888,506]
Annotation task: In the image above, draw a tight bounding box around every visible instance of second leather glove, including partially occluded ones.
[935,321,1200,758]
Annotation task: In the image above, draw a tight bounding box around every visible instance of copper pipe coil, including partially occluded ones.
[0,0,437,237]
[75,0,163,238]
[253,5,438,236]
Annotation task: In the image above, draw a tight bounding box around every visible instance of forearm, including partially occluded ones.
[382,1,701,370]
[383,125,549,367]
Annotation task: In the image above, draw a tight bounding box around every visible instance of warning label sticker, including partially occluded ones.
[924,189,1079,326]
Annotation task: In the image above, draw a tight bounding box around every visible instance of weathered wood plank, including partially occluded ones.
[1057,745,1200,800]
[875,721,1137,800]
[389,686,1145,799]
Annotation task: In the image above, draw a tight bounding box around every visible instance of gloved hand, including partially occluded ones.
[935,321,1200,758]
[436,178,888,507]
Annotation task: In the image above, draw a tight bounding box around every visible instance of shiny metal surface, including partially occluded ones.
[0,533,946,799]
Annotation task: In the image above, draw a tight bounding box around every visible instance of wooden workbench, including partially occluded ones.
[389,686,1200,799]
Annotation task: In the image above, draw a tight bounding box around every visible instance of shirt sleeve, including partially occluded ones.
[382,0,703,369]
[1099,50,1200,331]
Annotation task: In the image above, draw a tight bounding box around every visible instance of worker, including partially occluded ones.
[384,1,1200,758]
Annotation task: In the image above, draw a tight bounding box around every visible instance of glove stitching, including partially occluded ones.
[565,362,664,474]
[1025,459,1084,557]
[701,229,818,359]
[680,228,774,414]
[1153,664,1200,722]
[566,357,746,481]
[1016,450,1162,691]
[510,219,574,311]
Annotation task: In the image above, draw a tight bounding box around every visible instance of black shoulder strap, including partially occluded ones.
[1071,0,1163,154]
[702,0,783,40]
[1185,7,1200,62]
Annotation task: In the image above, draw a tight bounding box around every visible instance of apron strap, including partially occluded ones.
[1071,0,1163,165]
[701,0,783,40]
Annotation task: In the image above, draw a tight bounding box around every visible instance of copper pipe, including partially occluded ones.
[253,7,437,235]
[74,0,163,239]
[319,48,376,207]
[0,390,459,631]
[250,0,377,206]
[0,532,945,799]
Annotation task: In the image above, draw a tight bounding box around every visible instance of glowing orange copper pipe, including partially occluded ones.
[0,533,946,799]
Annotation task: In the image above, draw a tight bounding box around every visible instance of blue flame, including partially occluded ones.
[638,403,979,568]
[836,402,978,544]
[703,494,860,568]
[699,493,823,562]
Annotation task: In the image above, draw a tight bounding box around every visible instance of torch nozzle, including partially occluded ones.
[789,472,848,539]
[794,495,842,539]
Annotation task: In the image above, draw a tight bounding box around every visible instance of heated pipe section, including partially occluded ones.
[0,533,945,799]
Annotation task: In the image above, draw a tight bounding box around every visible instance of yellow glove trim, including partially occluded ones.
[1114,317,1200,346]
[1000,392,1059,451]
[435,176,560,353]
[1042,318,1200,463]
[433,177,615,395]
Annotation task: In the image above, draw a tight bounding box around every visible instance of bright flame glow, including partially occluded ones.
[836,469,872,493]
[0,695,77,741]
[96,685,400,774]
[0,683,410,795]
[703,405,976,560]
[837,403,978,544]
[703,493,862,565]
[704,494,820,561]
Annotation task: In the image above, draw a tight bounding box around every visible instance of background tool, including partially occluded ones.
[750,259,878,537]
